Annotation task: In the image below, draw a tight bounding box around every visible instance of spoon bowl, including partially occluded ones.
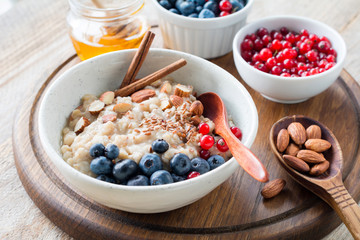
[198,92,269,183]
[270,115,360,239]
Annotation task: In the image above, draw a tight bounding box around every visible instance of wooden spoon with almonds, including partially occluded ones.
[269,115,360,240]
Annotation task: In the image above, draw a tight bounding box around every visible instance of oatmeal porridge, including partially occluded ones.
[61,78,235,180]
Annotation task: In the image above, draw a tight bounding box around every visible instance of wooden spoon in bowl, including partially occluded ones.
[198,92,269,183]
[269,115,360,240]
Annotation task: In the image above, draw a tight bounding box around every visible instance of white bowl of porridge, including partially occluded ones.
[38,48,258,213]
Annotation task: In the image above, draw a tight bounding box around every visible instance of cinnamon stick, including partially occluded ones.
[120,31,155,88]
[115,58,187,97]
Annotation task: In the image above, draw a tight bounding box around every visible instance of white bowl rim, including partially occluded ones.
[232,15,347,83]
[38,48,259,193]
[149,0,254,25]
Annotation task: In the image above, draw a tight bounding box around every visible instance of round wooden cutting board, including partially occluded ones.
[13,52,360,240]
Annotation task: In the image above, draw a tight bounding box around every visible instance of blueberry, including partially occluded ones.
[169,8,180,14]
[175,0,184,10]
[188,13,198,18]
[188,0,205,6]
[168,0,176,6]
[96,174,116,184]
[170,153,191,175]
[203,1,219,15]
[112,159,139,183]
[179,1,195,16]
[90,156,113,175]
[199,9,215,18]
[171,173,186,182]
[104,144,119,160]
[139,153,163,177]
[89,143,105,158]
[190,157,210,174]
[159,0,172,10]
[195,5,203,13]
[151,139,169,154]
[150,170,174,185]
[207,155,225,170]
[127,175,150,186]
[229,0,245,12]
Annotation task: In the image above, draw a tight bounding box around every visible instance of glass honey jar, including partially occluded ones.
[67,0,150,60]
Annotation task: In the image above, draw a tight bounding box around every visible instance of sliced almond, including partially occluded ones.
[102,114,117,123]
[297,149,326,164]
[74,117,90,134]
[160,100,171,111]
[285,143,300,156]
[88,100,105,115]
[99,91,115,105]
[276,129,290,152]
[113,102,132,113]
[160,81,172,94]
[189,100,204,116]
[306,125,321,139]
[131,89,156,103]
[174,84,191,97]
[283,155,310,172]
[261,179,286,199]
[169,95,183,107]
[304,139,331,152]
[309,160,330,176]
[287,122,306,145]
[190,115,201,126]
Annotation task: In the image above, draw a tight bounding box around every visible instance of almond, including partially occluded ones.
[113,102,132,113]
[276,129,290,152]
[283,155,310,172]
[297,149,326,164]
[174,84,191,97]
[74,117,90,134]
[169,95,183,107]
[131,89,156,103]
[102,114,117,123]
[309,160,330,176]
[189,100,204,116]
[261,179,286,199]
[287,122,306,145]
[160,100,171,111]
[99,91,115,105]
[160,81,172,94]
[285,143,300,156]
[304,139,331,152]
[190,115,201,126]
[88,100,105,115]
[306,125,321,139]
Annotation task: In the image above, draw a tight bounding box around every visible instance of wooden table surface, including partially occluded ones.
[1,0,359,239]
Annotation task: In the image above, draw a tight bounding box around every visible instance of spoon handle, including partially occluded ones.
[221,128,269,183]
[326,181,360,239]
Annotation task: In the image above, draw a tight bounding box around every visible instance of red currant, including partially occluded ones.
[200,135,214,150]
[199,149,210,160]
[271,39,282,51]
[300,29,309,37]
[306,50,318,62]
[280,27,289,35]
[318,59,328,68]
[219,11,230,17]
[271,66,282,75]
[259,48,272,61]
[216,138,229,152]
[187,171,200,179]
[326,55,336,63]
[309,33,319,43]
[282,40,292,49]
[273,32,283,41]
[254,61,268,72]
[285,32,295,44]
[299,42,311,54]
[256,27,269,38]
[280,72,291,77]
[325,62,335,70]
[317,41,331,53]
[219,0,232,12]
[262,35,272,45]
[241,50,253,62]
[265,57,277,69]
[297,62,307,71]
[198,122,210,135]
[254,39,264,51]
[309,68,319,75]
[283,59,294,69]
[230,126,242,140]
[240,39,254,51]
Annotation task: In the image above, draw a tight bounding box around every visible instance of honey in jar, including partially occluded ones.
[67,0,150,60]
